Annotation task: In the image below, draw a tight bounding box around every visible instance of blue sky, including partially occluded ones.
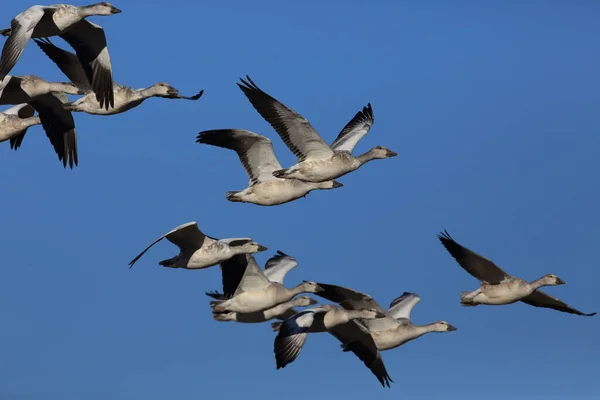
[1,0,599,398]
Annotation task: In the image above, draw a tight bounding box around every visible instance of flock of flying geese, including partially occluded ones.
[1,2,596,389]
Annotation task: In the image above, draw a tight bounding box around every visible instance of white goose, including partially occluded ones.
[0,76,79,168]
[237,75,397,183]
[128,221,267,270]
[208,252,323,314]
[273,304,386,371]
[206,251,317,323]
[0,103,40,143]
[438,230,596,316]
[0,2,122,109]
[274,283,457,387]
[33,38,203,116]
[196,129,342,206]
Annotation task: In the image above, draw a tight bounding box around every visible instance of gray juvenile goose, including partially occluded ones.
[438,230,596,316]
[237,76,397,183]
[0,2,122,109]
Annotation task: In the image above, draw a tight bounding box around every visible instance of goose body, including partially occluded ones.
[32,38,203,115]
[237,76,397,183]
[438,230,596,316]
[209,293,317,323]
[209,252,322,314]
[0,3,121,109]
[196,129,342,206]
[128,221,267,270]
[0,104,40,142]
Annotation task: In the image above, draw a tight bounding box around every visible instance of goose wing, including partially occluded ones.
[28,92,78,168]
[233,255,271,295]
[196,129,282,185]
[262,250,297,285]
[33,38,92,91]
[437,230,510,284]
[314,282,386,313]
[386,292,421,320]
[0,6,50,83]
[520,290,596,316]
[329,320,393,388]
[237,75,333,162]
[128,221,211,268]
[274,308,326,369]
[330,103,374,153]
[216,254,252,298]
[2,103,35,118]
[59,20,114,109]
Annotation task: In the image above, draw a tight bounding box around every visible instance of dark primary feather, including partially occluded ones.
[520,290,596,317]
[388,292,412,309]
[331,103,374,149]
[437,230,508,284]
[264,250,290,270]
[219,254,250,298]
[33,37,93,91]
[314,282,385,313]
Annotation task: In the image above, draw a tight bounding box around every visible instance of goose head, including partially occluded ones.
[151,82,179,98]
[300,281,324,294]
[294,296,319,307]
[369,146,397,159]
[541,273,565,286]
[317,180,344,190]
[432,321,457,332]
[228,239,267,254]
[360,308,388,319]
[87,2,122,15]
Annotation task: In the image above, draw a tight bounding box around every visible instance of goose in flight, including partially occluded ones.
[208,252,323,314]
[237,75,397,183]
[0,103,40,144]
[0,3,122,109]
[0,75,79,168]
[33,38,203,115]
[437,230,596,316]
[207,251,313,323]
[276,283,456,387]
[128,221,267,270]
[196,129,342,206]
[272,304,386,372]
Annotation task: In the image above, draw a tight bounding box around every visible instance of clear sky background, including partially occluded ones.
[1,1,599,399]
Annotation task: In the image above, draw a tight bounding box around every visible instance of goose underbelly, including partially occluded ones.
[372,330,413,351]
[227,289,279,313]
[184,247,229,269]
[478,282,532,305]
[295,159,354,182]
[249,181,311,205]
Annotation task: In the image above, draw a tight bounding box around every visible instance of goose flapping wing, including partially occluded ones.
[262,250,297,285]
[314,282,386,314]
[59,20,114,109]
[274,307,327,369]
[233,255,271,295]
[330,103,374,153]
[128,221,212,268]
[196,129,283,185]
[437,230,510,284]
[214,254,252,299]
[33,38,93,92]
[0,6,50,83]
[329,320,393,388]
[28,92,78,168]
[386,292,421,320]
[237,76,333,162]
[520,290,596,317]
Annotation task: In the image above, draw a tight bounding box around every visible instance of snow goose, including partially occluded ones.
[273,304,386,371]
[128,221,267,270]
[0,103,40,143]
[209,254,323,314]
[0,3,121,109]
[281,283,456,387]
[33,38,203,115]
[206,251,316,322]
[0,76,79,168]
[237,75,397,183]
[438,230,596,316]
[196,129,342,206]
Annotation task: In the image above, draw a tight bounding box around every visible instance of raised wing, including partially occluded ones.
[263,250,297,285]
[217,254,251,298]
[520,290,596,317]
[0,6,48,83]
[437,230,510,284]
[33,38,92,91]
[237,75,333,162]
[314,282,386,313]
[196,129,282,185]
[386,292,421,320]
[59,20,114,109]
[128,221,209,268]
[233,255,271,295]
[274,308,326,369]
[28,92,78,168]
[331,103,374,153]
[329,320,393,388]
